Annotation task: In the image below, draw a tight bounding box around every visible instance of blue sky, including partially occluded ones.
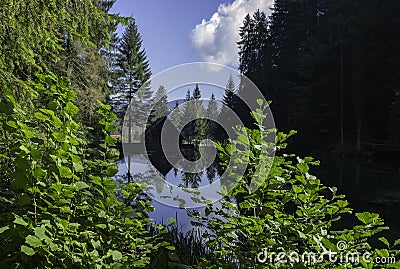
[111,0,274,74]
[111,0,230,74]
[110,0,274,101]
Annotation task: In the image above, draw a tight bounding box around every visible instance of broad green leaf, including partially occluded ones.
[26,235,42,247]
[34,112,49,121]
[17,121,35,138]
[30,148,41,160]
[0,226,9,234]
[293,185,303,193]
[11,170,30,189]
[92,240,101,249]
[21,245,35,256]
[165,245,175,250]
[74,181,89,190]
[73,162,84,173]
[34,227,47,241]
[17,193,31,206]
[105,135,117,145]
[104,122,116,132]
[52,132,66,142]
[356,212,379,225]
[19,145,30,154]
[59,166,73,178]
[33,167,47,179]
[105,165,118,177]
[14,215,28,226]
[6,121,18,128]
[336,200,349,208]
[65,102,79,116]
[376,249,389,257]
[297,163,309,173]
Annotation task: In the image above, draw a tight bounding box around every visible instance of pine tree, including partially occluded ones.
[48,0,119,134]
[238,10,268,83]
[267,0,320,131]
[192,84,207,145]
[112,19,152,122]
[206,93,219,140]
[238,14,255,76]
[150,86,169,124]
[207,93,219,120]
[95,0,116,12]
[170,100,182,129]
[185,89,192,102]
[222,75,236,109]
[181,89,194,143]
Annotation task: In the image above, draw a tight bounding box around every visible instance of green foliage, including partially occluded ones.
[192,100,400,268]
[0,75,166,268]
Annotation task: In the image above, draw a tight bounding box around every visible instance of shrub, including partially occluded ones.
[192,100,400,268]
[0,74,166,268]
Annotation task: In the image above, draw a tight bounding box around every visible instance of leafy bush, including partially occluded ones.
[0,74,166,268]
[192,100,400,268]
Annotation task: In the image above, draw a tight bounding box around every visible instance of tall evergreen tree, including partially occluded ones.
[192,84,207,144]
[150,85,169,124]
[238,10,269,84]
[222,75,236,109]
[47,0,119,134]
[112,19,152,122]
[207,93,219,120]
[170,100,183,129]
[181,89,195,143]
[219,75,239,142]
[238,14,256,76]
[206,93,219,140]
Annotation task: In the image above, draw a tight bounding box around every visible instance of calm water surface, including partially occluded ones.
[116,153,400,238]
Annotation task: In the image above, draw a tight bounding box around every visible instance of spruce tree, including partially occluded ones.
[238,14,255,76]
[181,89,194,143]
[218,75,239,142]
[49,0,118,134]
[222,75,236,109]
[150,85,169,124]
[192,84,207,145]
[171,100,182,127]
[112,19,152,122]
[206,93,219,140]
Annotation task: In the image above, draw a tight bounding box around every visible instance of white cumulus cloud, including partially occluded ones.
[190,0,274,68]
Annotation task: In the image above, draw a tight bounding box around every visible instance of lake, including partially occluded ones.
[116,153,400,238]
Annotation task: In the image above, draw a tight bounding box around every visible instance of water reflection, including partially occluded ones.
[315,159,400,240]
[115,154,400,238]
[114,151,221,232]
